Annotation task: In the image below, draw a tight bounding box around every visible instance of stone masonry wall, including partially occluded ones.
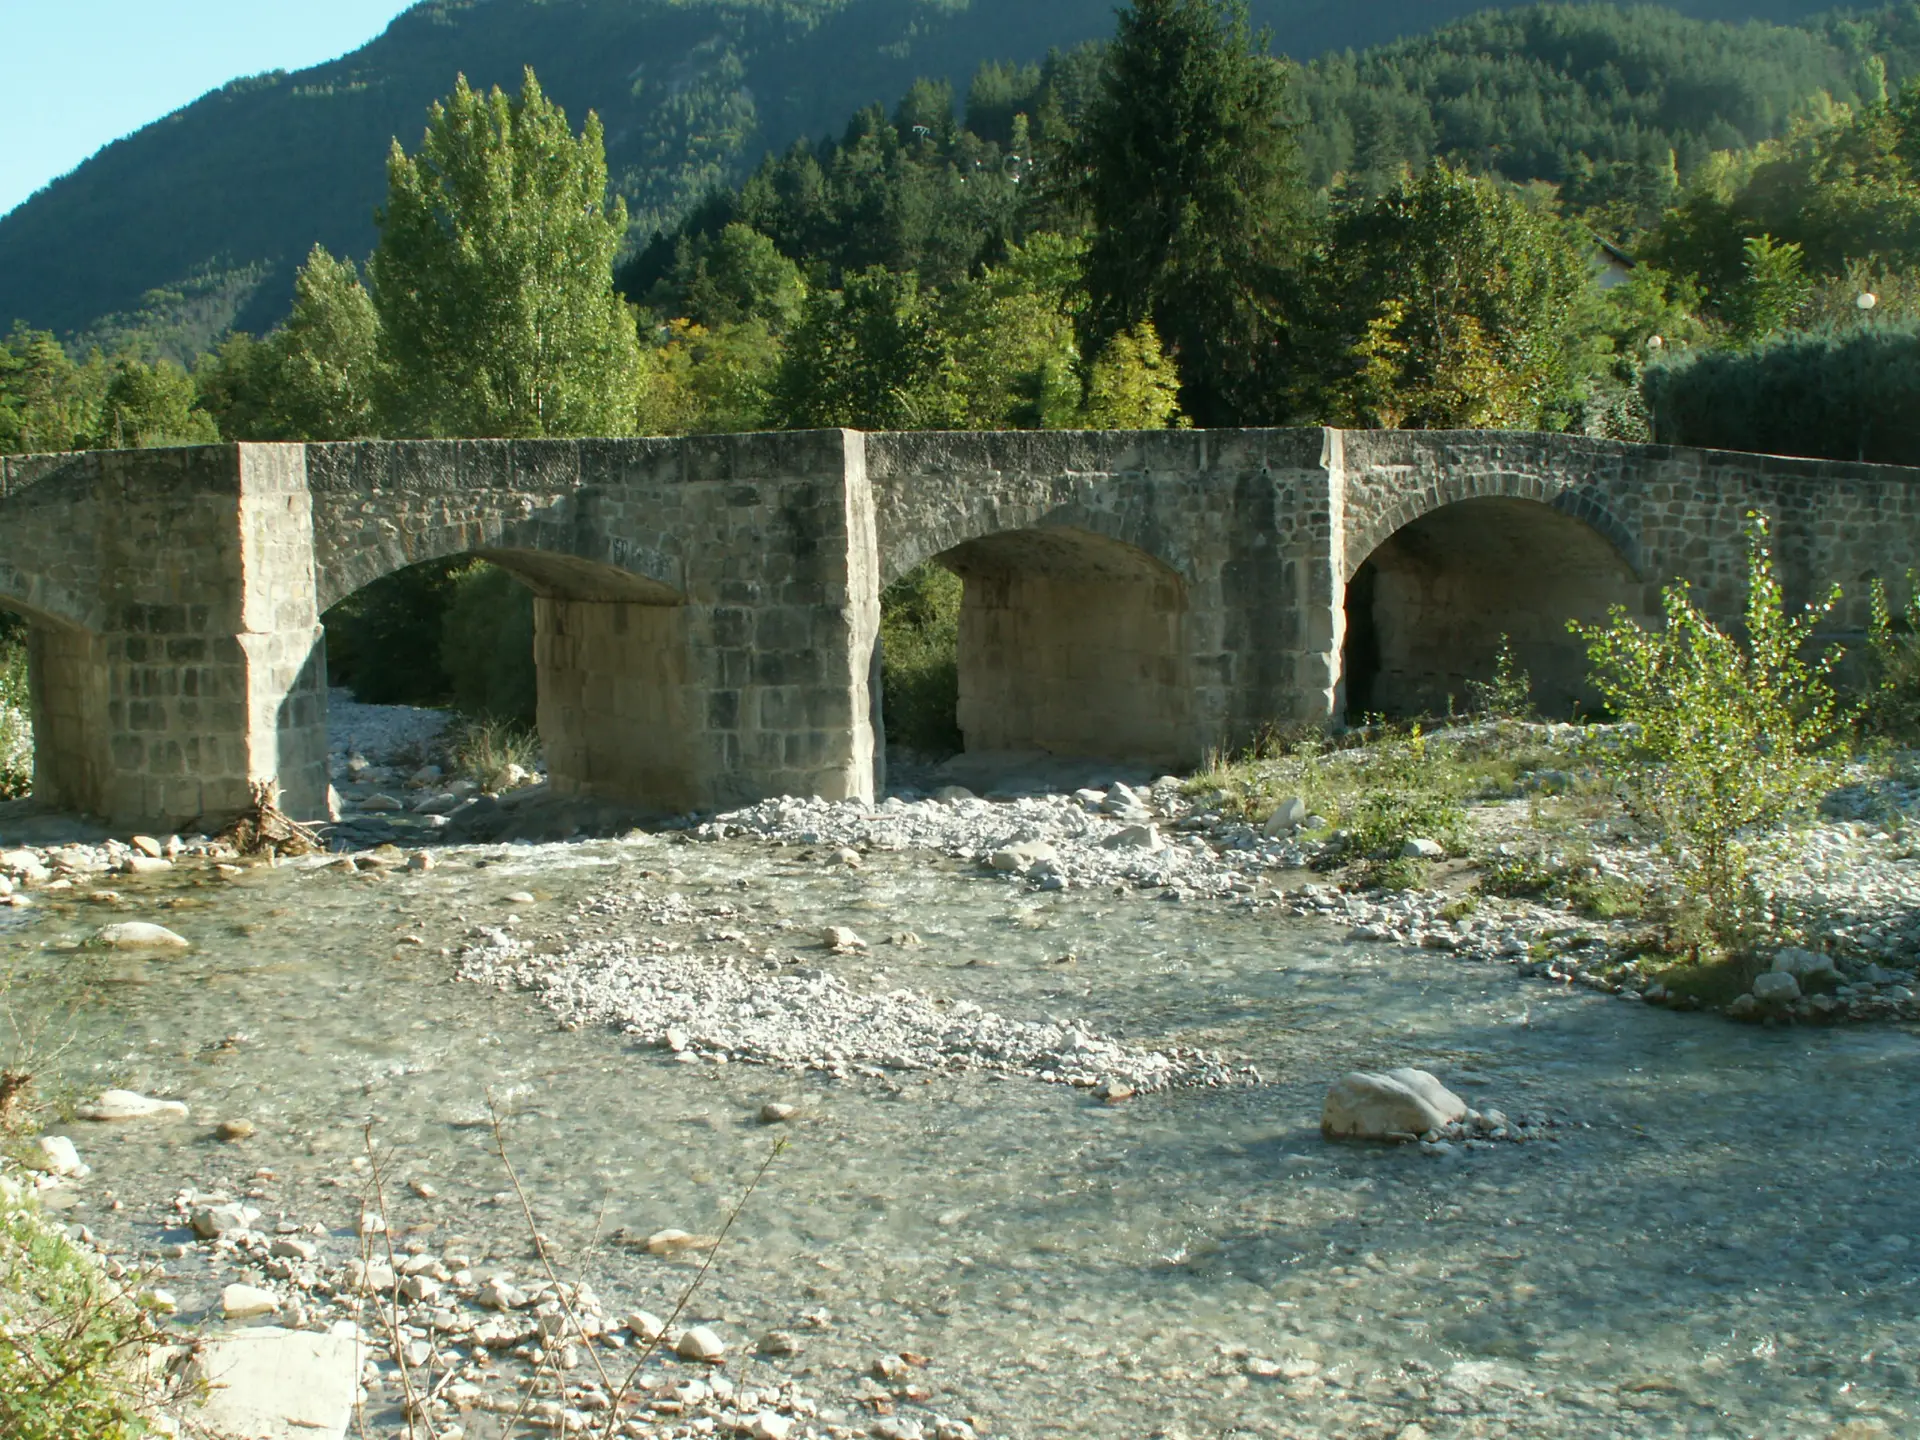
[4,427,1920,827]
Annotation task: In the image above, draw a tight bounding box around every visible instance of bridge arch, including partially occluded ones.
[1342,463,1642,586]
[894,516,1196,769]
[1341,492,1650,720]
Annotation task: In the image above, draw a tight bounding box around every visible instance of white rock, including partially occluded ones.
[29,1135,87,1177]
[748,1413,794,1440]
[872,1420,925,1440]
[269,1237,317,1261]
[406,851,435,872]
[1322,1069,1467,1141]
[1263,797,1307,835]
[1772,947,1839,981]
[192,1203,261,1238]
[476,1278,526,1310]
[183,1324,363,1440]
[93,921,189,949]
[823,926,868,953]
[1752,971,1801,1003]
[675,1325,726,1362]
[221,1283,281,1319]
[759,1102,798,1124]
[989,840,1057,872]
[931,786,975,804]
[121,855,173,875]
[1400,837,1446,860]
[130,835,165,858]
[77,1089,189,1122]
[1101,824,1165,852]
[626,1309,666,1341]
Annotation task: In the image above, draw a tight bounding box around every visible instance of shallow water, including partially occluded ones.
[6,836,1918,1439]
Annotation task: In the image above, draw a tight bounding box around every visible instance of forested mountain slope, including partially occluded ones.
[0,0,1893,354]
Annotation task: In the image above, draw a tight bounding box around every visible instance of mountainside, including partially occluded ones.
[0,0,1885,354]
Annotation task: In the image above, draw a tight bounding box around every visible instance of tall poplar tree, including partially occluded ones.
[371,69,641,438]
[1073,0,1309,426]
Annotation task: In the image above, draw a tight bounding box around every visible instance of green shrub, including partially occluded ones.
[1862,570,1920,743]
[880,563,963,755]
[0,632,30,800]
[440,562,537,724]
[1642,327,1920,466]
[1464,634,1533,720]
[1572,514,1845,955]
[0,1178,155,1440]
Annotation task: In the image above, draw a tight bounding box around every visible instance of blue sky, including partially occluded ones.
[0,1,416,219]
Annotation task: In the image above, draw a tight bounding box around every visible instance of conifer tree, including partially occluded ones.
[1072,0,1309,426]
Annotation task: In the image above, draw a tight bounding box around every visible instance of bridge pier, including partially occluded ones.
[3,445,327,829]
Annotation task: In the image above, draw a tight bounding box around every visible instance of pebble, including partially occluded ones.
[216,1119,256,1142]
[759,1102,799,1124]
[645,1228,719,1255]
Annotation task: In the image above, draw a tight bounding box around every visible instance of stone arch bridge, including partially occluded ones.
[1,428,1914,828]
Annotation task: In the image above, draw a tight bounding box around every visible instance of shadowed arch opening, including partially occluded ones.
[322,550,699,815]
[1342,496,1648,720]
[909,526,1193,767]
[0,599,107,814]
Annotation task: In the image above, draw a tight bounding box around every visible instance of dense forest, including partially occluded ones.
[0,0,1887,357]
[10,0,1920,735]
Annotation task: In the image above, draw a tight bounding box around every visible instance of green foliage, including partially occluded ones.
[1073,0,1310,426]
[195,246,380,441]
[0,1180,153,1440]
[1572,513,1845,953]
[1721,233,1814,346]
[1332,726,1470,886]
[371,69,641,439]
[92,357,219,450]
[0,327,105,455]
[440,563,538,724]
[1862,569,1920,741]
[0,635,30,800]
[0,0,1904,357]
[1466,635,1535,720]
[1641,326,1920,464]
[1080,321,1185,429]
[635,318,784,435]
[322,560,462,706]
[1306,162,1593,429]
[659,224,808,333]
[879,563,963,755]
[446,714,542,793]
[773,267,957,429]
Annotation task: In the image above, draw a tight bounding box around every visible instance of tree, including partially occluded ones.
[0,326,105,455]
[1574,514,1845,956]
[94,356,219,449]
[1307,163,1593,431]
[1072,0,1310,426]
[772,267,957,430]
[370,68,641,439]
[1081,322,1184,428]
[195,246,381,442]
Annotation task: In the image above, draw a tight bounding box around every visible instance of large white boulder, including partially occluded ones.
[182,1324,364,1439]
[1322,1069,1467,1141]
[93,922,189,950]
[76,1089,189,1122]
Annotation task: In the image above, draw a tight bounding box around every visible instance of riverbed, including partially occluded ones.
[5,827,1917,1440]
